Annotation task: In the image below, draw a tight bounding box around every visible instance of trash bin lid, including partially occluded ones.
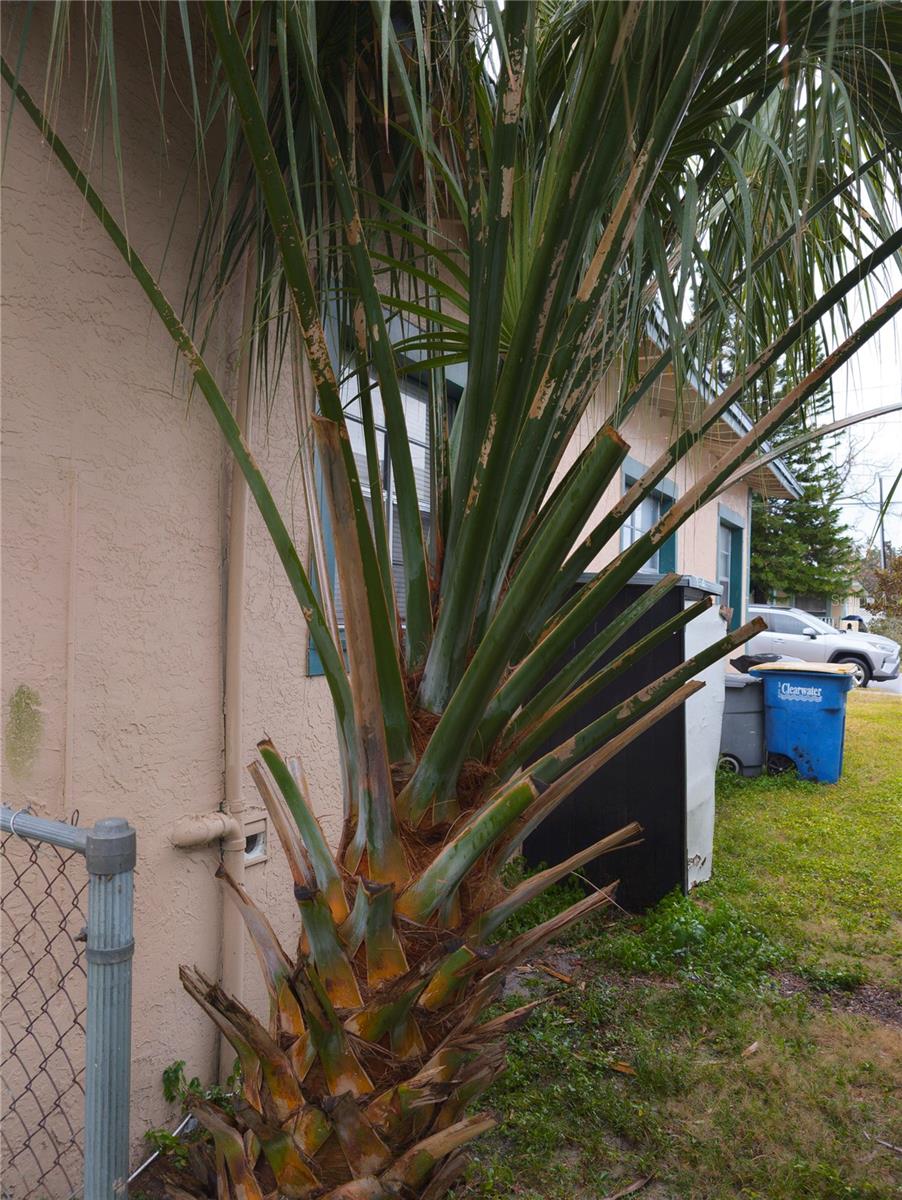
[748,661,856,676]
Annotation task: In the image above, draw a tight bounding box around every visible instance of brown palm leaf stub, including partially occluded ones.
[177,610,763,1194]
[172,718,632,1197]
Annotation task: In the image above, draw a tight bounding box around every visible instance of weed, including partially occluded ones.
[495,859,586,940]
[143,1126,189,1169]
[597,888,784,1011]
[786,1159,890,1199]
[161,1057,235,1111]
[800,960,868,992]
[139,1058,239,1174]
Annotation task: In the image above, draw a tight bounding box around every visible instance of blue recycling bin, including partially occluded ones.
[748,664,855,783]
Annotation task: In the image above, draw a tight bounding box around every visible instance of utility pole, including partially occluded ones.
[878,474,887,568]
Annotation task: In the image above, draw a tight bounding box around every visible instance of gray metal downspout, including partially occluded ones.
[84,818,136,1200]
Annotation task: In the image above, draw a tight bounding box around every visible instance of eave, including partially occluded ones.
[643,316,802,500]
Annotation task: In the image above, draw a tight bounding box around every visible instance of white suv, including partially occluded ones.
[747,605,901,688]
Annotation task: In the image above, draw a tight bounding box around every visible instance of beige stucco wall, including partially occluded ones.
[1,7,337,1178]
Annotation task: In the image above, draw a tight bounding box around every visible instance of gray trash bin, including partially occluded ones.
[719,653,806,778]
[719,675,765,776]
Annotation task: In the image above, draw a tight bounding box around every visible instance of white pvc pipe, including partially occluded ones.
[170,811,244,850]
[218,254,256,1081]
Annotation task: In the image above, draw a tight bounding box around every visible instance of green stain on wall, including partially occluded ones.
[5,685,43,779]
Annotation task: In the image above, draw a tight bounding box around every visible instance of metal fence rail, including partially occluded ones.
[1,822,88,1199]
[0,807,135,1200]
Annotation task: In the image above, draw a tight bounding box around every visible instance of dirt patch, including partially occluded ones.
[775,970,902,1025]
[128,1153,186,1198]
[500,950,582,999]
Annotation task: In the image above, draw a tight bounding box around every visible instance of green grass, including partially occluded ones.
[458,691,902,1200]
[706,691,902,986]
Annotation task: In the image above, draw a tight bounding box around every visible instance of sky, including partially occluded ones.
[827,266,902,554]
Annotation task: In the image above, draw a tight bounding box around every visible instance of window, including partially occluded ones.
[794,594,828,620]
[340,377,430,621]
[308,375,431,674]
[717,520,733,612]
[620,458,677,573]
[622,493,665,571]
[718,506,745,631]
[766,612,811,636]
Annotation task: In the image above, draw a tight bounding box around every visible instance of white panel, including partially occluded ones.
[683,599,727,887]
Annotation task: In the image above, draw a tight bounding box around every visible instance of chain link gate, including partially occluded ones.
[1,807,136,1200]
[1,823,88,1198]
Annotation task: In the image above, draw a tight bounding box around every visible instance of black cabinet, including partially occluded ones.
[523,573,722,912]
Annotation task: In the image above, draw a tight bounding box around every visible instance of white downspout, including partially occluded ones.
[218,258,256,1081]
[169,259,255,1084]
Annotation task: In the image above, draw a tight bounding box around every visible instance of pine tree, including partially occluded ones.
[749,359,856,604]
[750,429,856,602]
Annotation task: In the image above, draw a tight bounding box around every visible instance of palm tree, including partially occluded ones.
[4,2,901,1196]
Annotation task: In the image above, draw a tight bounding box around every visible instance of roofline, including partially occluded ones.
[644,315,803,499]
[716,401,802,498]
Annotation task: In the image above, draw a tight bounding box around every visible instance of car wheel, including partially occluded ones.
[834,655,871,687]
[718,754,742,774]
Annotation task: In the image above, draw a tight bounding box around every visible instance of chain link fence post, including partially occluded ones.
[84,818,136,1200]
[1,806,135,1200]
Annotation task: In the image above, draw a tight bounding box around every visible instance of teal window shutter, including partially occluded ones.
[717,504,746,630]
[658,493,677,573]
[306,470,336,676]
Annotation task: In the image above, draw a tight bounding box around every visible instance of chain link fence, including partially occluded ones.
[1,807,135,1200]
[1,819,88,1200]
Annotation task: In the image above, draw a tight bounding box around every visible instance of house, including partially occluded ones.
[560,336,801,627]
[765,584,868,627]
[0,7,799,1175]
